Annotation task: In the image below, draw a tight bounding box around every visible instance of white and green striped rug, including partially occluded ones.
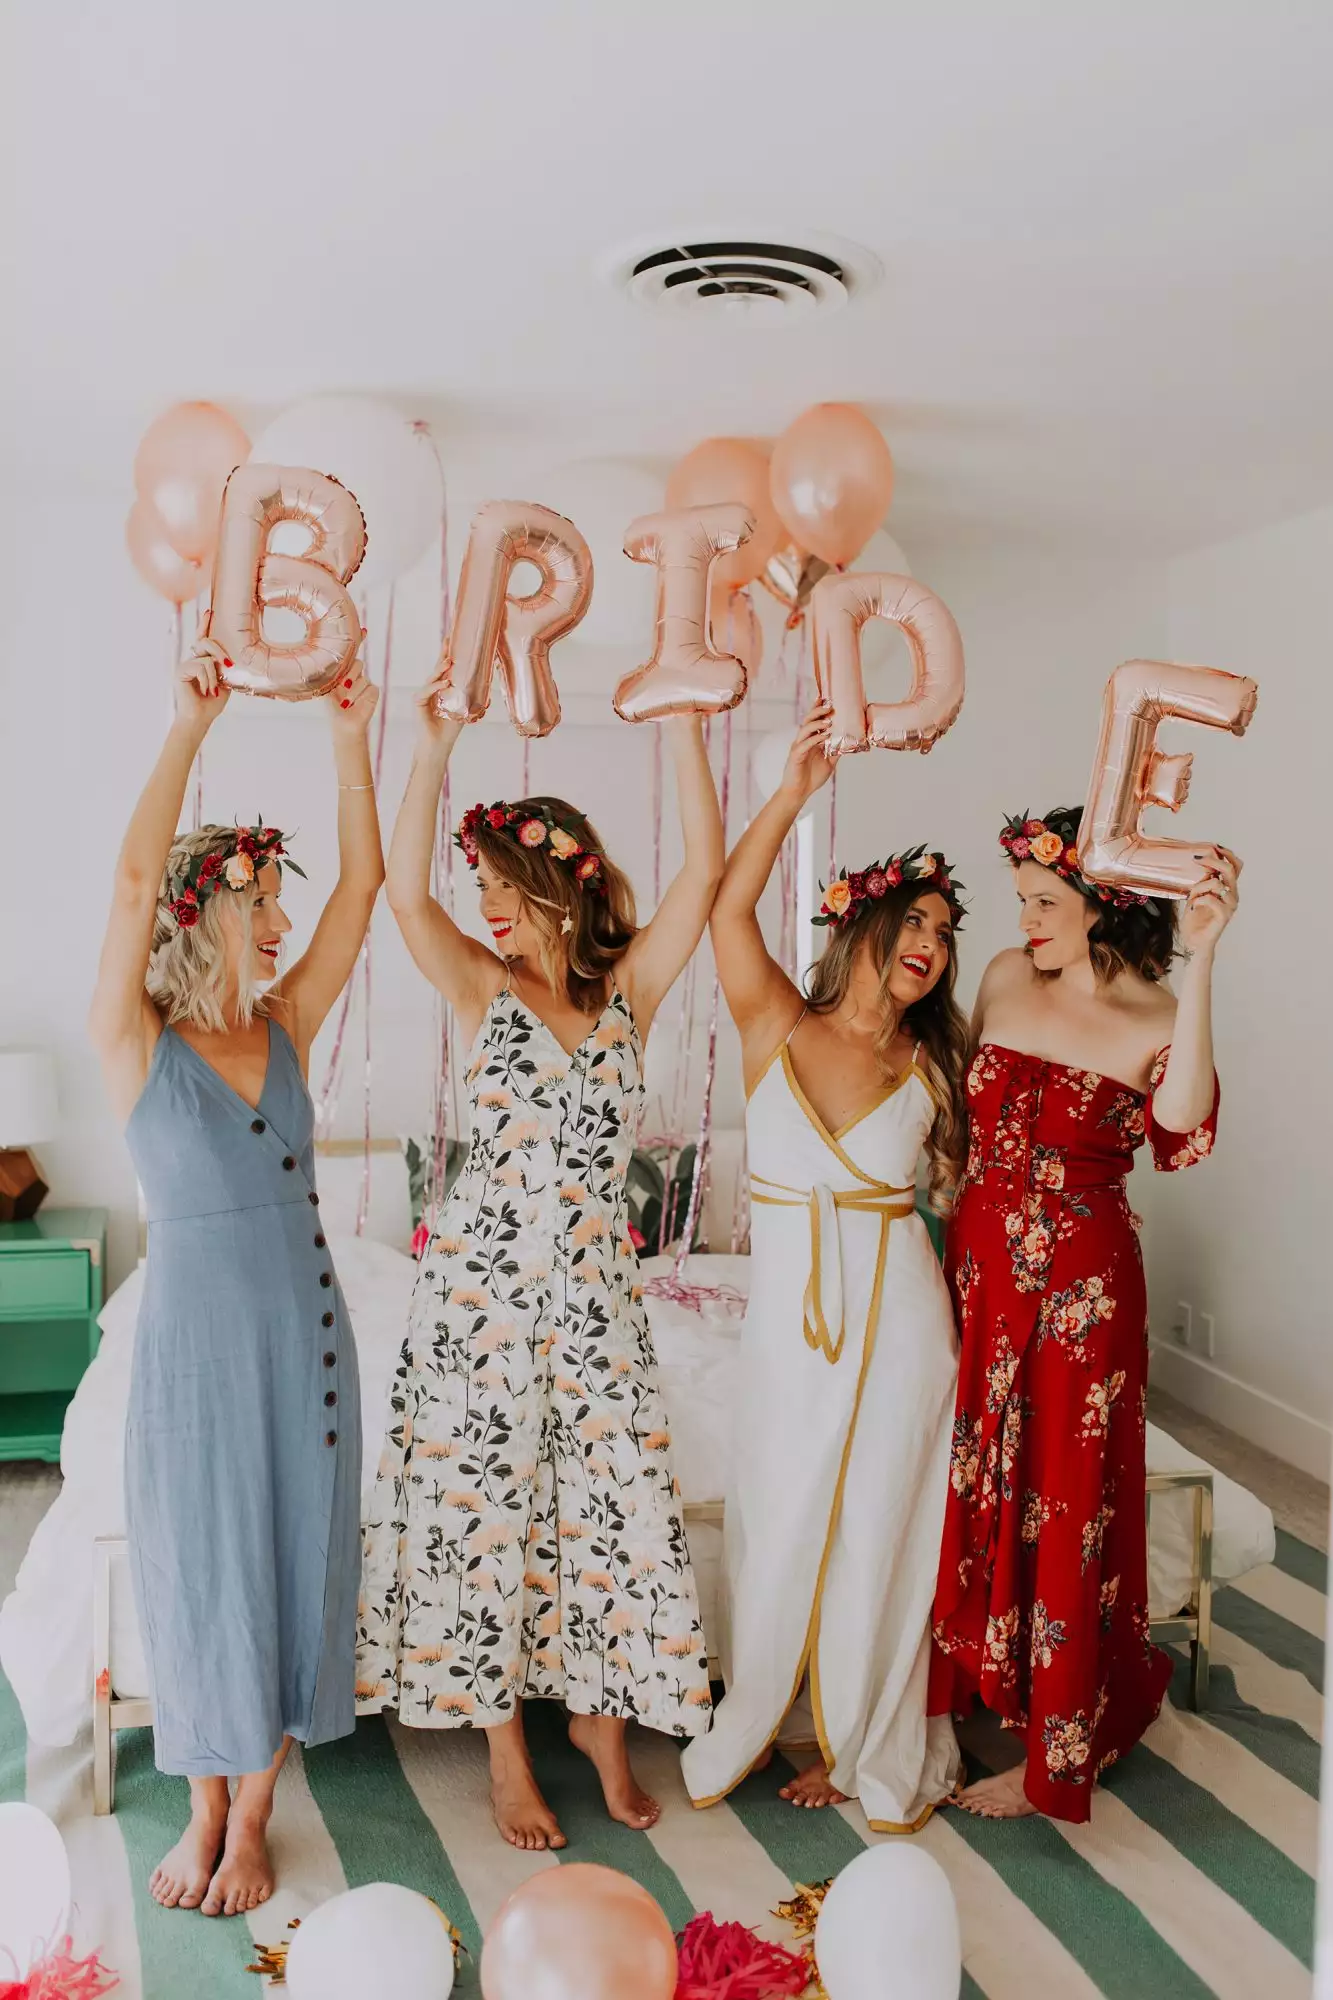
[1,1528,1322,1999]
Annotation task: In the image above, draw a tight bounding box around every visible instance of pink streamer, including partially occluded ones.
[828,761,838,880]
[0,1936,120,1999]
[353,585,395,1235]
[643,1275,747,1317]
[418,427,457,1220]
[652,722,663,907]
[673,707,732,1274]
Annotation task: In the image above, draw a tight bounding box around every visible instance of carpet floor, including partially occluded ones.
[0,1497,1323,1998]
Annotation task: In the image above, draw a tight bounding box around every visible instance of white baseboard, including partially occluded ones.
[1149,1339,1332,1484]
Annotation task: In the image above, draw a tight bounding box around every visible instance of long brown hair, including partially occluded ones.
[805,880,969,1210]
[472,796,637,1011]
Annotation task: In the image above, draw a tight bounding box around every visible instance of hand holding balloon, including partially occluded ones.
[175,638,233,732]
[779,701,836,806]
[327,655,380,741]
[1178,847,1241,957]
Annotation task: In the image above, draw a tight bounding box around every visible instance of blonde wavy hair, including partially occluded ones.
[805,879,969,1212]
[146,825,275,1032]
[470,797,637,1011]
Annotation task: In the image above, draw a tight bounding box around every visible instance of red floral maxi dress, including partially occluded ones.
[928,1043,1219,1821]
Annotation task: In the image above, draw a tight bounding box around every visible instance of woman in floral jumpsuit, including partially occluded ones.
[929,807,1237,1821]
[358,673,722,1851]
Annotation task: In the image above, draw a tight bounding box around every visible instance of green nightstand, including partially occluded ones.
[0,1206,108,1462]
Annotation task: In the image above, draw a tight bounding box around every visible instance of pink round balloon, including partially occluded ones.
[480,1864,676,2000]
[769,403,895,569]
[666,436,782,588]
[125,496,207,604]
[133,401,251,566]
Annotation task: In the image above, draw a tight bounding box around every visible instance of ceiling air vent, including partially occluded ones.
[617,236,878,322]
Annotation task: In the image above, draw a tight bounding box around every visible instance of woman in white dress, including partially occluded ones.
[682,702,964,1827]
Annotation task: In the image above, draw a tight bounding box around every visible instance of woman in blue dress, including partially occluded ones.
[89,640,384,1918]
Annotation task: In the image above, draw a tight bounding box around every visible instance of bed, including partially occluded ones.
[0,1145,1275,1800]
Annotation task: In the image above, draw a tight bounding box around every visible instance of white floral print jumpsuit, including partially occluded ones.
[356,984,713,1737]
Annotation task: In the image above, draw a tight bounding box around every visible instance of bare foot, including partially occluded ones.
[490,1752,568,1856]
[954,1763,1037,1820]
[149,1793,228,1910]
[568,1714,660,1830]
[778,1758,849,1809]
[201,1810,275,1918]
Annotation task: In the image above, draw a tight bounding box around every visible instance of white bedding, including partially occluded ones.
[0,1245,1274,1748]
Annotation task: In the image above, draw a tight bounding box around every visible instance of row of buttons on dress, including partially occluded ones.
[250,1114,339,1450]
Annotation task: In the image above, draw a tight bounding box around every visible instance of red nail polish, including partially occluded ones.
[344,680,353,689]
[341,700,350,709]
[224,658,233,667]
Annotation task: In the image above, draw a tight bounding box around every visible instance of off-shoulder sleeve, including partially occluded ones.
[1145,1046,1220,1172]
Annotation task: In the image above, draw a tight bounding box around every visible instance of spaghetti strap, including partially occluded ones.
[785,1008,809,1047]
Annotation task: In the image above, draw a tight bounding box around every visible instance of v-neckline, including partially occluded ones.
[781,1043,922,1149]
[169,1017,275,1115]
[503,987,617,1063]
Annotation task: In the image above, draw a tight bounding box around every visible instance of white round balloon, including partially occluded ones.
[536,458,664,648]
[0,1803,71,1978]
[252,397,443,593]
[752,725,798,803]
[284,1883,455,2000]
[815,1845,961,2000]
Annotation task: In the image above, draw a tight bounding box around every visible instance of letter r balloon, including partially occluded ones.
[812,572,966,756]
[433,501,593,738]
[207,465,367,699]
[1077,660,1258,898]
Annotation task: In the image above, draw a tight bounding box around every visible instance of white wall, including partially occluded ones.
[1138,504,1333,1476]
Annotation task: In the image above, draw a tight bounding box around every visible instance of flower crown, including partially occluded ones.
[165,822,303,932]
[455,801,603,888]
[813,845,966,930]
[999,811,1154,910]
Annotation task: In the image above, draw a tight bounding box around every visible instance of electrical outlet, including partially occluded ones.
[1172,1300,1193,1347]
[1199,1312,1216,1359]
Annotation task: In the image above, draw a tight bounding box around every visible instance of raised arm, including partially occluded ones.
[88,643,231,1120]
[1150,848,1238,1132]
[272,660,386,1062]
[618,716,725,1034]
[708,701,832,1072]
[384,666,501,1022]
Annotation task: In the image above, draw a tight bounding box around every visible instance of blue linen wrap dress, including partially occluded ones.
[123,1018,362,1776]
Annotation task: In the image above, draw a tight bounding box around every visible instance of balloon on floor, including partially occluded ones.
[813,1844,961,1999]
[480,1863,676,2000]
[282,1882,457,1999]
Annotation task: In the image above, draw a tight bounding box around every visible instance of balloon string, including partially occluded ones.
[828,763,838,880]
[190,600,204,830]
[352,587,396,1233]
[521,736,530,797]
[674,705,731,1273]
[421,436,456,1221]
[651,723,663,908]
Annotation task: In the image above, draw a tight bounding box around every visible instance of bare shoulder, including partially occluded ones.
[979,947,1034,999]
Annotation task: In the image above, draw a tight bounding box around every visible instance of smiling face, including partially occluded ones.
[878,890,955,1007]
[215,860,292,986]
[476,858,546,961]
[1015,860,1096,972]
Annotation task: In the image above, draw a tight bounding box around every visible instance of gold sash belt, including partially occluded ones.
[750,1174,916,1363]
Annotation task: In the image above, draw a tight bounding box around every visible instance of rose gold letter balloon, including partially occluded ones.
[206,465,367,699]
[613,503,755,723]
[665,437,781,588]
[812,572,965,756]
[480,1863,676,2000]
[433,500,592,737]
[1077,660,1258,898]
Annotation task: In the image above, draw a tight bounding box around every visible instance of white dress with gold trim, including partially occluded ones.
[681,1034,961,1828]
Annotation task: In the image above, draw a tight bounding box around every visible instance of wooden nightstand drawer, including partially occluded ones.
[0,1251,90,1315]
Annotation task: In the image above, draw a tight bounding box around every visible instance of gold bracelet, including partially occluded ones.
[339,782,375,792]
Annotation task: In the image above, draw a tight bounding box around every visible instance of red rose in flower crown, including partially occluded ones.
[812,844,965,930]
[454,800,606,890]
[999,809,1156,910]
[163,821,302,933]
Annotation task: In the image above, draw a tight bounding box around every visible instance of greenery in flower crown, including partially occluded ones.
[165,821,304,931]
[813,845,965,930]
[455,800,604,887]
[999,809,1154,909]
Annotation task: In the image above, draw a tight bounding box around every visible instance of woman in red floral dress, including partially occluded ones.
[929,805,1238,1821]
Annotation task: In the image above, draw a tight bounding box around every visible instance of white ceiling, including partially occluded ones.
[8,0,1333,556]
